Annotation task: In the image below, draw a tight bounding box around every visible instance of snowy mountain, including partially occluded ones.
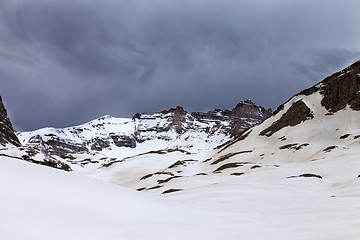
[122,60,360,193]
[1,61,360,240]
[16,101,271,171]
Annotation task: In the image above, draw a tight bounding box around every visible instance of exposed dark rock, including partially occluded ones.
[157,176,181,184]
[26,134,88,156]
[250,165,261,169]
[192,100,271,137]
[213,162,244,173]
[339,134,351,139]
[295,143,309,150]
[230,172,244,176]
[168,159,196,169]
[216,129,253,153]
[140,171,175,181]
[279,143,309,151]
[195,173,208,176]
[319,61,360,112]
[323,146,337,152]
[279,143,298,150]
[171,106,187,134]
[147,185,163,190]
[140,174,154,180]
[298,84,320,97]
[77,158,99,166]
[287,173,322,179]
[260,100,314,137]
[110,135,136,148]
[132,113,141,120]
[0,96,20,147]
[162,188,183,194]
[168,160,186,169]
[60,154,76,160]
[279,136,287,141]
[89,137,110,151]
[211,150,253,165]
[0,153,22,160]
[21,154,71,171]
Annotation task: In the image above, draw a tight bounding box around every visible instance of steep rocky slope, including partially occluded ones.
[0,96,20,147]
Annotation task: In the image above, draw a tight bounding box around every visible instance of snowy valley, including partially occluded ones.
[1,61,360,240]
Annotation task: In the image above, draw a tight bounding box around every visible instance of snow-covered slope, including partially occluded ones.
[210,60,360,170]
[119,60,360,193]
[0,156,230,240]
[1,154,359,240]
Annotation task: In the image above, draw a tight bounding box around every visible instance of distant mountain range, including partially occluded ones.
[1,96,271,171]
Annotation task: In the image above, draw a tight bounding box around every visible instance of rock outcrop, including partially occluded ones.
[297,60,360,112]
[192,99,272,136]
[0,96,20,147]
[259,100,313,137]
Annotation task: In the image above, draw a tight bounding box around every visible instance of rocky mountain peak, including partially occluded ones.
[170,106,187,134]
[0,96,20,147]
[232,100,272,121]
[158,106,187,115]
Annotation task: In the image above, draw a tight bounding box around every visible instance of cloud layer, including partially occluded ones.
[1,0,360,130]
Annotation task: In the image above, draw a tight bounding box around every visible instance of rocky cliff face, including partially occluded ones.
[0,96,20,147]
[302,60,360,112]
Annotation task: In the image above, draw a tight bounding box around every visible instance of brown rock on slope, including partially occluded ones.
[0,96,20,147]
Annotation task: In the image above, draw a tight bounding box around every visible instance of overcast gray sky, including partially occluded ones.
[1,0,360,131]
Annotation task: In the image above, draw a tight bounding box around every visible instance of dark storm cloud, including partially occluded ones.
[291,49,360,83]
[1,0,360,131]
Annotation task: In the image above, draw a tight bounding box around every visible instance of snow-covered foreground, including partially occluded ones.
[0,157,224,240]
[1,156,359,240]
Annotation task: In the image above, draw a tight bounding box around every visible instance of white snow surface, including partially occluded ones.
[1,152,359,240]
[2,90,360,239]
